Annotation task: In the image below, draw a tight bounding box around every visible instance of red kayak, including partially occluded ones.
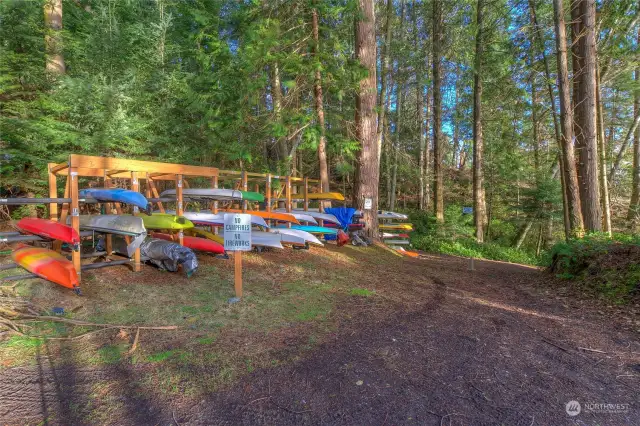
[17,218,81,249]
[151,232,225,254]
[12,244,80,292]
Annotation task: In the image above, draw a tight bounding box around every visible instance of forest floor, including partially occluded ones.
[0,243,639,425]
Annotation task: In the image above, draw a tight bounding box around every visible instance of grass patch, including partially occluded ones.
[350,288,375,297]
[95,344,129,364]
[145,350,179,363]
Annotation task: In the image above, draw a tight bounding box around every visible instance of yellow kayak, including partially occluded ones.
[187,228,224,245]
[142,214,194,230]
[379,223,413,231]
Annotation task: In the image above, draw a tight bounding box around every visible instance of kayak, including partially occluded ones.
[384,239,411,245]
[251,230,299,247]
[75,215,146,236]
[79,188,152,215]
[190,227,284,249]
[71,215,147,257]
[12,244,80,291]
[379,223,413,231]
[142,214,194,230]
[278,225,338,235]
[378,210,409,220]
[160,188,264,203]
[164,210,269,228]
[222,209,299,224]
[16,218,80,249]
[276,212,318,225]
[187,228,224,245]
[325,222,365,231]
[276,209,340,225]
[382,232,410,238]
[275,192,344,202]
[151,232,224,254]
[269,228,323,246]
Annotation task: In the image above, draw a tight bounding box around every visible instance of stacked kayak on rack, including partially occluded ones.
[377,210,414,250]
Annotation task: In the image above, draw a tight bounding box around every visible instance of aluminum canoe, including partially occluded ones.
[275,209,340,225]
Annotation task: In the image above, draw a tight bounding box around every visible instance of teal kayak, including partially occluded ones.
[278,225,338,235]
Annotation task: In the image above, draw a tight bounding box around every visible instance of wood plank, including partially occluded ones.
[234,251,243,298]
[176,174,184,246]
[68,154,219,176]
[48,164,58,221]
[131,171,141,272]
[69,167,82,278]
[147,178,165,213]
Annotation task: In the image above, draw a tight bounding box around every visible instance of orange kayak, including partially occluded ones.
[221,209,299,224]
[12,245,79,291]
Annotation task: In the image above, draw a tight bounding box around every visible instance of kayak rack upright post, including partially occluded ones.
[176,174,184,246]
[285,176,292,228]
[241,171,248,213]
[303,177,309,212]
[48,163,59,222]
[131,171,141,272]
[69,167,82,278]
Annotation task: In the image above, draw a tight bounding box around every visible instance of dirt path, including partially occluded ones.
[1,252,638,425]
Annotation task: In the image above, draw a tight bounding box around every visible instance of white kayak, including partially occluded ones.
[218,229,284,249]
[160,188,244,201]
[275,209,340,225]
[163,210,269,229]
[269,228,323,246]
[384,239,411,245]
[70,215,147,257]
[378,210,409,220]
[275,212,317,225]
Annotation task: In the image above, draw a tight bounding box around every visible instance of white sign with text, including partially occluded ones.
[223,213,252,251]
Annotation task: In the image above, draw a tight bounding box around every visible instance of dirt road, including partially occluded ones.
[1,251,638,425]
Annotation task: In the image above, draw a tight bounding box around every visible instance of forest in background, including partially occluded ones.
[1,0,639,265]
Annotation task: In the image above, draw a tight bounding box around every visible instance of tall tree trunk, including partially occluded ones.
[629,57,640,228]
[384,112,392,207]
[270,62,287,162]
[376,0,393,166]
[529,0,570,239]
[44,0,65,74]
[432,0,444,222]
[390,0,406,211]
[597,68,612,235]
[573,0,602,232]
[609,114,640,182]
[473,0,487,242]
[424,65,431,210]
[354,0,379,240]
[390,86,402,210]
[415,1,427,211]
[452,66,461,167]
[553,0,584,237]
[514,220,533,249]
[312,5,329,194]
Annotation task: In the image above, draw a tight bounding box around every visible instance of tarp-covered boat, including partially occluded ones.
[139,238,198,277]
[12,244,80,291]
[79,188,152,214]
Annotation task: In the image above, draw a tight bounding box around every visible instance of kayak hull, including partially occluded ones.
[223,209,299,224]
[12,245,79,290]
[151,233,224,254]
[270,228,323,246]
[17,218,80,247]
[79,188,151,214]
[276,209,339,225]
[278,225,338,235]
[165,210,269,228]
[142,214,194,230]
[160,188,264,202]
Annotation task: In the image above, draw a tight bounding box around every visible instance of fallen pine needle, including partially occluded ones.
[577,347,607,354]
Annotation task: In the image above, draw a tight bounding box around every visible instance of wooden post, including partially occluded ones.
[69,167,81,278]
[317,181,324,227]
[48,164,58,221]
[148,178,165,213]
[303,177,309,212]
[176,174,184,245]
[234,251,243,298]
[211,176,219,214]
[285,176,292,212]
[55,176,71,252]
[242,171,248,213]
[265,173,271,212]
[131,171,141,272]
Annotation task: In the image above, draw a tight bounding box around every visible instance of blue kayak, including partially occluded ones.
[277,224,338,235]
[79,188,152,215]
